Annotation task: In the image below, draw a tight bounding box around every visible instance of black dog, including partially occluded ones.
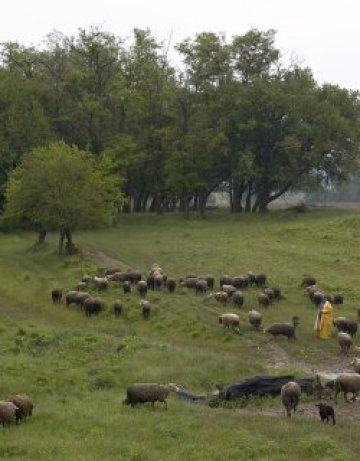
[315,403,336,424]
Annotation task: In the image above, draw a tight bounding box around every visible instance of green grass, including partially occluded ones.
[1,208,360,460]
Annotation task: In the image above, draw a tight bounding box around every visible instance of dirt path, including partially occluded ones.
[82,250,130,271]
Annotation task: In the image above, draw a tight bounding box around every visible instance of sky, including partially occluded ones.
[1,0,359,90]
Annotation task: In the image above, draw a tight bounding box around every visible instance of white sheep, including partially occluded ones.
[219,313,240,331]
[334,373,360,403]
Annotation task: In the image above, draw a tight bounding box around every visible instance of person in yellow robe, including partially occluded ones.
[314,296,333,339]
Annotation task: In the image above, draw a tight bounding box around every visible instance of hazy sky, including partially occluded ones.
[1,0,359,90]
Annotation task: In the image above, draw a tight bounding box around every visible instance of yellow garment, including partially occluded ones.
[318,301,333,339]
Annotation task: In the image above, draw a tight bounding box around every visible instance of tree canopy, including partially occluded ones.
[4,141,124,253]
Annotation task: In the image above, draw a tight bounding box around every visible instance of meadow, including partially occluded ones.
[1,208,360,460]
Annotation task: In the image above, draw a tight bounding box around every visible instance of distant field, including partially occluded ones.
[1,208,360,460]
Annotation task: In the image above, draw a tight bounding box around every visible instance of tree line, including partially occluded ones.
[0,26,359,218]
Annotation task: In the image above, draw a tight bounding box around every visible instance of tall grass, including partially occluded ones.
[0,208,359,460]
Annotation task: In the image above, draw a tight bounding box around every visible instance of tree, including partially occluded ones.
[4,141,124,254]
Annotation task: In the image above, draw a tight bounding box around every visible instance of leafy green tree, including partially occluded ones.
[4,141,124,253]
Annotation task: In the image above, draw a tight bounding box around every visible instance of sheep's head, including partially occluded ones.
[166,383,179,393]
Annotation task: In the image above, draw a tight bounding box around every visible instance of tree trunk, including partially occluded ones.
[245,182,252,213]
[37,228,47,245]
[199,192,209,218]
[59,229,65,255]
[231,180,244,213]
[183,196,190,219]
[64,228,77,254]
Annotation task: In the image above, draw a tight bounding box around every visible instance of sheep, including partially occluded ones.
[65,290,90,307]
[137,280,148,298]
[181,277,198,289]
[84,297,103,317]
[265,316,299,340]
[315,403,335,424]
[263,288,275,301]
[301,275,317,288]
[255,273,266,288]
[222,284,236,297]
[351,358,360,374]
[123,281,131,294]
[0,401,21,427]
[333,293,344,305]
[8,394,33,419]
[232,291,244,308]
[207,291,228,305]
[313,291,325,306]
[126,270,142,284]
[333,317,358,336]
[113,300,123,317]
[334,373,360,403]
[281,381,301,417]
[82,275,92,283]
[105,268,121,276]
[353,346,360,357]
[248,310,262,330]
[51,288,63,304]
[232,276,249,289]
[76,281,88,291]
[165,278,176,293]
[153,273,164,290]
[203,275,215,289]
[195,279,208,295]
[258,293,270,308]
[123,383,179,409]
[93,276,108,291]
[140,300,152,319]
[107,271,128,282]
[337,331,352,354]
[270,287,282,300]
[218,313,240,331]
[247,271,256,287]
[220,275,233,289]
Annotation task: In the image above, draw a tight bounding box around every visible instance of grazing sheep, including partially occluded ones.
[301,275,317,288]
[153,273,164,290]
[255,273,266,288]
[0,401,21,427]
[232,291,244,308]
[333,293,344,305]
[140,300,152,319]
[258,293,270,308]
[207,291,228,305]
[204,275,215,289]
[222,284,236,297]
[137,280,148,298]
[281,381,301,417]
[105,268,121,276]
[315,403,335,424]
[93,276,108,291]
[247,271,256,287]
[351,358,360,374]
[123,281,131,294]
[82,275,92,283]
[195,279,208,295]
[232,276,249,289]
[165,278,176,293]
[8,394,33,419]
[263,288,275,301]
[113,300,123,317]
[51,288,63,304]
[126,270,142,284]
[334,373,360,403]
[337,331,352,354]
[107,271,128,282]
[265,316,299,340]
[333,317,358,336]
[271,287,282,300]
[123,383,179,409]
[219,313,240,331]
[84,297,103,317]
[220,275,233,289]
[248,310,262,330]
[65,290,90,307]
[76,281,88,291]
[181,277,198,289]
[313,291,325,306]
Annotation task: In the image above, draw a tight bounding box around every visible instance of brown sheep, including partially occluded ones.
[301,276,317,288]
[8,394,33,419]
[255,273,266,288]
[258,293,270,308]
[281,381,301,417]
[51,288,63,304]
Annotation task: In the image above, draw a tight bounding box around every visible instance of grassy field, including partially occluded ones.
[1,208,360,460]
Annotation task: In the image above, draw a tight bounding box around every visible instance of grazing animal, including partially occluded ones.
[247,271,256,287]
[334,373,360,403]
[113,300,123,317]
[207,291,228,305]
[123,281,131,294]
[315,403,335,424]
[263,288,275,301]
[140,300,152,319]
[195,279,208,295]
[255,273,266,288]
[258,293,270,308]
[137,280,148,298]
[51,288,63,304]
[333,293,344,305]
[222,284,236,297]
[301,276,317,288]
[220,275,233,289]
[84,297,103,317]
[219,313,240,331]
[337,331,352,354]
[265,316,299,340]
[281,381,301,417]
[333,317,358,336]
[165,278,176,293]
[93,276,108,291]
[65,290,90,307]
[8,394,33,419]
[232,291,244,308]
[351,358,360,374]
[248,310,262,330]
[271,287,282,300]
[123,383,179,409]
[232,276,249,289]
[0,401,21,427]
[76,281,88,291]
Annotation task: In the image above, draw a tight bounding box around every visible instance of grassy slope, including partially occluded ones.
[1,208,360,460]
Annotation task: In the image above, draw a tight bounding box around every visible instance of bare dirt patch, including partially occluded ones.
[82,250,130,271]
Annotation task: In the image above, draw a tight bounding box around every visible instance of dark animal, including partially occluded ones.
[258,293,270,308]
[333,317,358,336]
[140,300,152,319]
[265,316,299,340]
[113,300,122,317]
[220,275,233,289]
[255,273,266,288]
[301,276,317,288]
[165,278,176,293]
[51,288,63,304]
[232,276,249,289]
[84,297,103,317]
[333,293,344,305]
[123,281,131,294]
[315,403,335,424]
[137,280,148,298]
